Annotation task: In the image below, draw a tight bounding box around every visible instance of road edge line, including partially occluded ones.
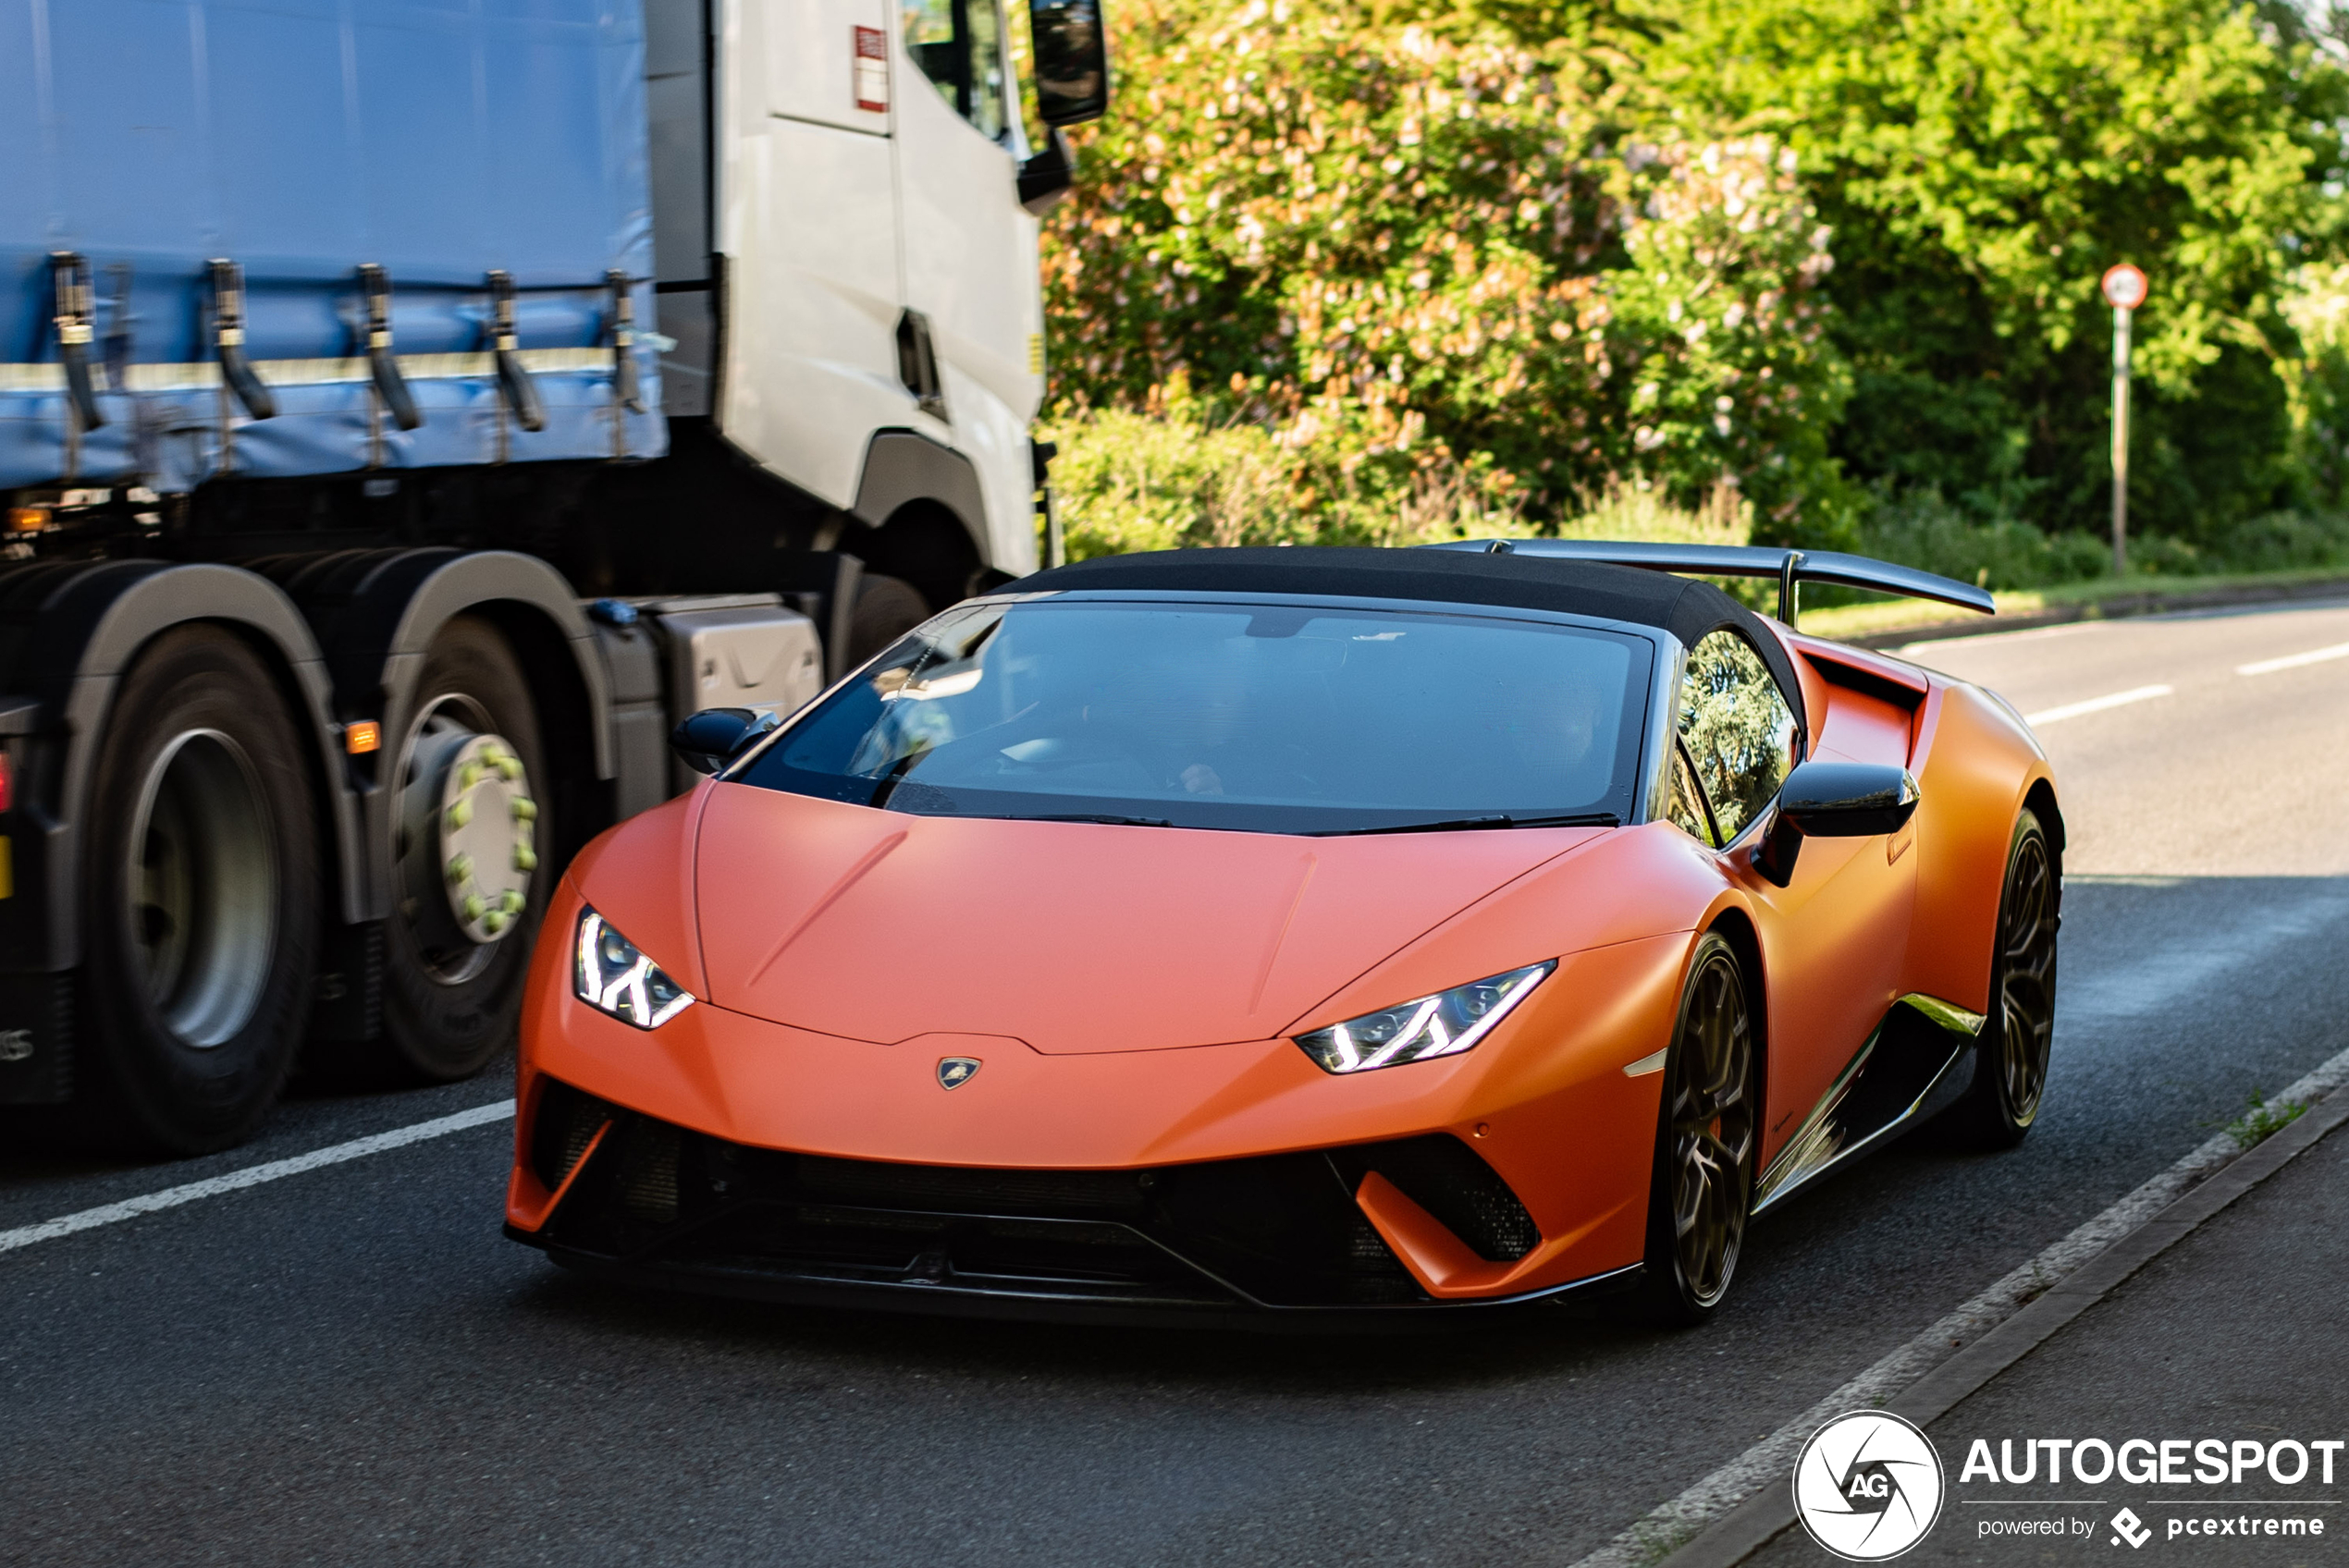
[1654,1082,2349,1568]
[1556,1041,2349,1568]
[0,1098,516,1256]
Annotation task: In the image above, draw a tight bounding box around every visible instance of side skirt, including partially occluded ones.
[1752,994,1986,1214]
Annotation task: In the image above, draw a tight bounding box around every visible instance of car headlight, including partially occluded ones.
[573,907,695,1029]
[1294,960,1556,1074]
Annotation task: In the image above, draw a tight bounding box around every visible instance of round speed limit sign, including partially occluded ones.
[2102,263,2148,310]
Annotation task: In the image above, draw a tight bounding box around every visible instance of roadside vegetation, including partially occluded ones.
[1029,0,2349,584]
[2226,1088,2310,1149]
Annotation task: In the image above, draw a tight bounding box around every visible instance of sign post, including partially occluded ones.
[2102,263,2148,576]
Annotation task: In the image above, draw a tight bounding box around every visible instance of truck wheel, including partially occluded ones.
[845,574,930,668]
[382,617,547,1081]
[80,627,319,1155]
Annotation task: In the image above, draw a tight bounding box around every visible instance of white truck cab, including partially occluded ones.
[658,0,1096,589]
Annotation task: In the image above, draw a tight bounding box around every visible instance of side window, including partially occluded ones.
[1666,741,1719,847]
[1678,630,1798,844]
[903,0,1012,141]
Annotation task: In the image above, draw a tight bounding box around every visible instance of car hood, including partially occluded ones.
[686,784,1605,1054]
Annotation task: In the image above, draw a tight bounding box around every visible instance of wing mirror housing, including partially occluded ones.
[1019,128,1078,216]
[1751,762,1921,887]
[1029,0,1110,126]
[670,707,777,777]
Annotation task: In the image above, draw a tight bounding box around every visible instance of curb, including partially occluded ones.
[1656,1085,2349,1567]
[1844,574,2349,651]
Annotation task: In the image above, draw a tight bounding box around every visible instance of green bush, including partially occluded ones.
[1854,489,2109,591]
[1044,387,1533,560]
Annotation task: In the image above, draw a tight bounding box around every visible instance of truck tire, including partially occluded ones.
[80,627,320,1155]
[846,573,930,667]
[381,616,548,1081]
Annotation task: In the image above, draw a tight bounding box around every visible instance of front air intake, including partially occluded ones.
[1334,1135,1540,1261]
[528,1078,614,1194]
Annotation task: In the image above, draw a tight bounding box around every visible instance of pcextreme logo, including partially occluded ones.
[1793,1411,1948,1561]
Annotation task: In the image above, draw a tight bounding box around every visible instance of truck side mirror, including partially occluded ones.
[1030,0,1109,126]
[671,708,772,777]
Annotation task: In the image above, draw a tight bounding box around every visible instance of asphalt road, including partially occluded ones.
[6,600,2349,1568]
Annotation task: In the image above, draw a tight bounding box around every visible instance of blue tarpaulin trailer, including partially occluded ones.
[0,0,1110,1155]
[0,0,664,494]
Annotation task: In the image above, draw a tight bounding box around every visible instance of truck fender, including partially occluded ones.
[0,560,363,973]
[261,548,614,922]
[852,430,991,564]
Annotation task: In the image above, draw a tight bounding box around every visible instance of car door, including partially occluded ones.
[1666,630,1917,1175]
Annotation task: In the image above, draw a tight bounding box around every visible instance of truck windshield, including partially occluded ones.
[732,598,1652,834]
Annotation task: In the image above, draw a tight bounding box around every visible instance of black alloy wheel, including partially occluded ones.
[1947,808,2059,1147]
[375,616,548,1082]
[80,627,320,1154]
[1636,932,1757,1325]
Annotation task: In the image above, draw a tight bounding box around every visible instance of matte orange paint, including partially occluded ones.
[688,783,1610,1052]
[511,628,2057,1304]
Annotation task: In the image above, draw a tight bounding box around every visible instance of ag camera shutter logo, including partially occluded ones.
[1793,1411,1947,1561]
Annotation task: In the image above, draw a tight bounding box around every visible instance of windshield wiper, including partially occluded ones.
[1316,812,1620,837]
[1021,813,1177,827]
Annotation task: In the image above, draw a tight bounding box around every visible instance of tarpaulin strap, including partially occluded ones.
[208,259,277,421]
[360,263,423,435]
[608,269,644,419]
[49,252,105,433]
[487,271,546,435]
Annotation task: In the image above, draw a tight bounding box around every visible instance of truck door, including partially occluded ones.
[890,0,1048,568]
[717,0,907,511]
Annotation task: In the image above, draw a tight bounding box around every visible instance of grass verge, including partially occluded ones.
[1798,564,2349,644]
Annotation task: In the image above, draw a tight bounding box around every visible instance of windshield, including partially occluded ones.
[732,598,1653,834]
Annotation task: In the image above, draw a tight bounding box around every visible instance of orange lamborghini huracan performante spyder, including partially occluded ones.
[505,544,2060,1326]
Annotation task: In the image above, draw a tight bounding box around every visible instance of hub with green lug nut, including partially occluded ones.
[413,729,539,947]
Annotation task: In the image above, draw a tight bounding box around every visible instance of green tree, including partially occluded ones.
[1042,0,1854,533]
[1653,0,2349,539]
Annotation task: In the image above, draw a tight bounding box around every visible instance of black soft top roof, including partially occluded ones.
[1015,545,1806,729]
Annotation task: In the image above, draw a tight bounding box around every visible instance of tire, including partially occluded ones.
[378,617,547,1082]
[1633,933,1758,1326]
[1942,808,2059,1148]
[79,627,319,1155]
[844,573,931,668]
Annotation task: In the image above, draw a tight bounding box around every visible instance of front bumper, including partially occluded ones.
[510,875,1684,1321]
[506,1080,1643,1327]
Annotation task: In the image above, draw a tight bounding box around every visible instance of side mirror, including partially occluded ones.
[1751,762,1920,887]
[1030,0,1109,126]
[671,707,772,777]
[1019,128,1078,216]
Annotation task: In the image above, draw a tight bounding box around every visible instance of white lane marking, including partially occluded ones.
[2023,684,2171,726]
[0,1099,515,1256]
[2237,641,2349,676]
[1566,1049,2349,1568]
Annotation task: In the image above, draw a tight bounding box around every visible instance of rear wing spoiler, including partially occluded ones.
[1419,539,1995,626]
